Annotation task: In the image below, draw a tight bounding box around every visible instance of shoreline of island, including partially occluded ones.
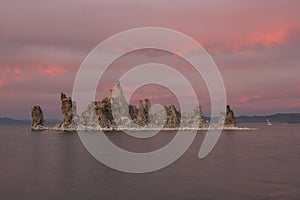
[31,125,257,131]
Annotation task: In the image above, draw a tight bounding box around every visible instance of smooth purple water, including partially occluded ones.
[0,123,299,200]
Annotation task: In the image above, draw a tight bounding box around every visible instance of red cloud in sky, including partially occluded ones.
[35,65,67,75]
[1,65,68,75]
[235,95,261,103]
[247,25,291,47]
[13,67,22,74]
[0,79,6,88]
[200,25,296,55]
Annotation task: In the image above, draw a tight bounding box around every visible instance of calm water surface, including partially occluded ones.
[0,123,300,200]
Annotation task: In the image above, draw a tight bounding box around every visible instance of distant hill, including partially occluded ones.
[0,118,61,125]
[236,113,300,123]
[202,113,300,123]
[0,117,29,125]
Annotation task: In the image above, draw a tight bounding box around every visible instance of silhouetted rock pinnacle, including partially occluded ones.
[225,105,236,127]
[59,93,76,129]
[31,105,45,130]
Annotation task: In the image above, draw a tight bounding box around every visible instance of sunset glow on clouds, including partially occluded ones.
[249,26,289,47]
[0,0,299,119]
[200,25,296,55]
[2,65,68,75]
[235,95,262,104]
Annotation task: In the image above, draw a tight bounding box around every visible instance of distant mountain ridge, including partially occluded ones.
[1,113,300,125]
[236,113,300,123]
[0,117,29,125]
[0,118,61,125]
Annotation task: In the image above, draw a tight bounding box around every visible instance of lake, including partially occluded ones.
[0,123,299,199]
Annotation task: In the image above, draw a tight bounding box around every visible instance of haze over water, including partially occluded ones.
[0,123,299,200]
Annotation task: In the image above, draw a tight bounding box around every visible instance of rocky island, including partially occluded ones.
[31,105,47,130]
[53,93,76,130]
[31,82,238,131]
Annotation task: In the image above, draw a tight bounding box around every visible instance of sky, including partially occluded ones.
[0,0,300,119]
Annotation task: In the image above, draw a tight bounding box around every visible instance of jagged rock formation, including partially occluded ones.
[225,105,236,127]
[29,81,245,131]
[192,106,209,128]
[218,111,225,126]
[129,99,151,126]
[171,106,209,129]
[144,99,151,124]
[78,82,132,129]
[151,109,167,126]
[80,102,98,127]
[31,105,46,130]
[95,97,115,128]
[137,100,147,125]
[52,84,238,130]
[111,82,131,125]
[129,104,138,121]
[79,98,116,129]
[164,105,181,128]
[77,82,182,129]
[60,93,76,129]
[188,106,209,128]
[79,97,113,129]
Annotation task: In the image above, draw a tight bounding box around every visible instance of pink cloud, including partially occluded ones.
[235,95,261,103]
[200,25,295,55]
[247,25,291,47]
[1,65,68,75]
[13,67,22,74]
[0,79,6,88]
[37,65,67,75]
